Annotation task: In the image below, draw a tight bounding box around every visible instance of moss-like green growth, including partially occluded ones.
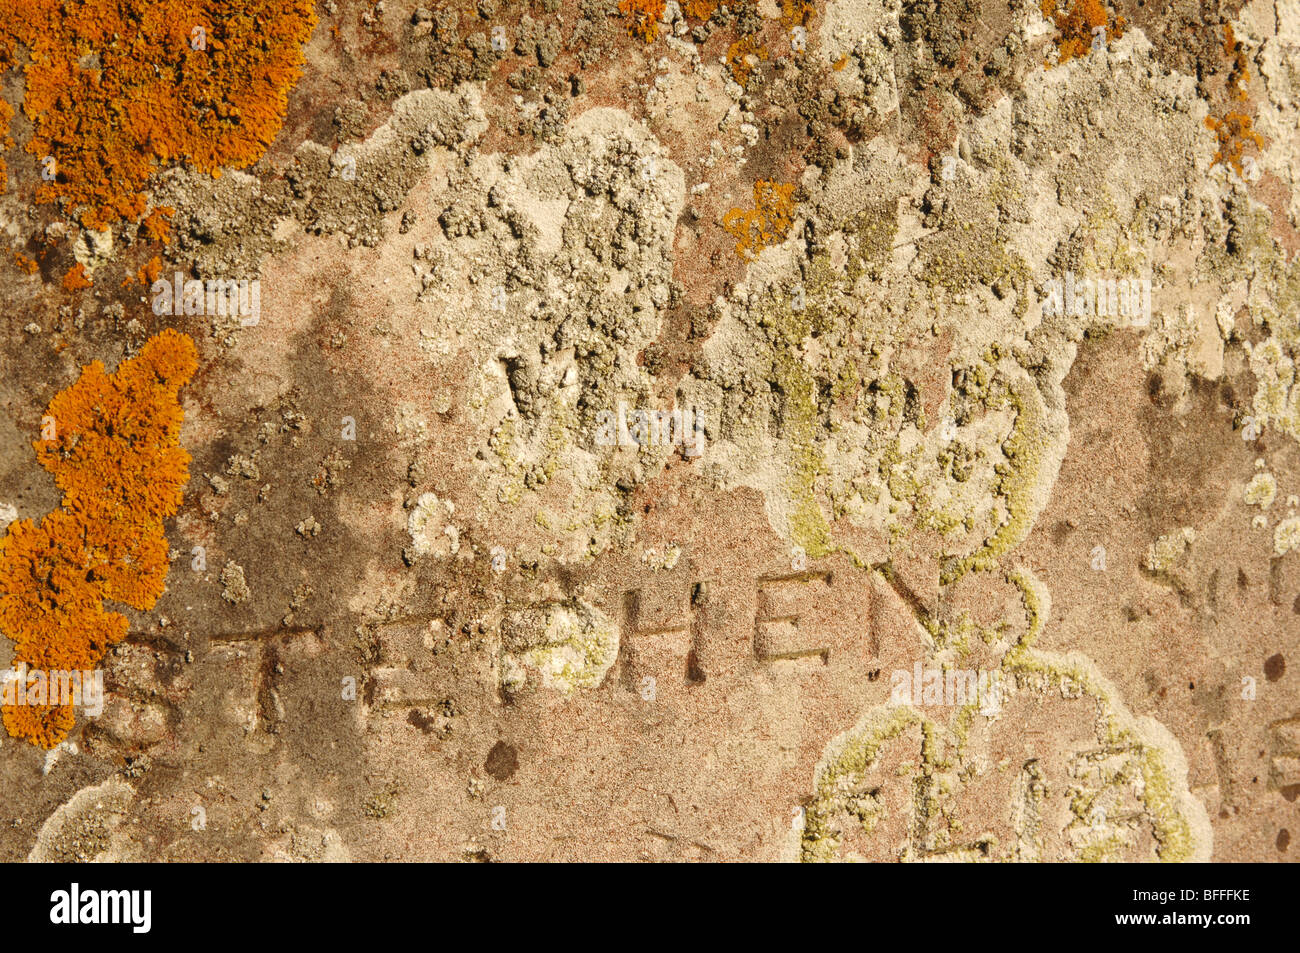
[942,372,1049,585]
[488,416,523,505]
[757,256,842,556]
[1139,747,1195,863]
[919,228,1031,319]
[801,707,922,862]
[842,201,899,283]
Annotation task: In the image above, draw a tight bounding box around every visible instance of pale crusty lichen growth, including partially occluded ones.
[796,567,1210,863]
[1243,472,1277,509]
[941,371,1053,585]
[1274,516,1300,556]
[1145,527,1195,573]
[500,601,619,696]
[406,492,459,559]
[1245,335,1300,444]
[641,544,681,570]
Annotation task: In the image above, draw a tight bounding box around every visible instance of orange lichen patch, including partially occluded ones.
[61,263,92,291]
[722,180,797,260]
[833,54,849,71]
[0,99,12,189]
[0,330,197,748]
[682,0,718,20]
[141,206,175,243]
[1223,24,1251,102]
[0,1,317,230]
[1207,26,1266,180]
[727,35,768,88]
[1041,0,1124,66]
[1,701,76,751]
[620,0,666,42]
[780,0,815,29]
[13,251,38,274]
[0,511,130,672]
[1206,111,1265,177]
[135,255,164,287]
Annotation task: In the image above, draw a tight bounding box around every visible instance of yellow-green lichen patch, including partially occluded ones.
[1137,738,1196,863]
[487,415,524,505]
[1001,571,1208,862]
[941,371,1051,585]
[1203,201,1300,448]
[841,201,900,284]
[920,236,1031,320]
[914,159,1033,321]
[753,255,844,556]
[795,566,1210,862]
[500,600,619,696]
[799,706,923,862]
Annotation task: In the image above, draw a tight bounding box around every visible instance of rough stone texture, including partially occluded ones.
[0,0,1298,862]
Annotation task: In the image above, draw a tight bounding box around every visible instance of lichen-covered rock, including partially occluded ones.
[500,600,619,695]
